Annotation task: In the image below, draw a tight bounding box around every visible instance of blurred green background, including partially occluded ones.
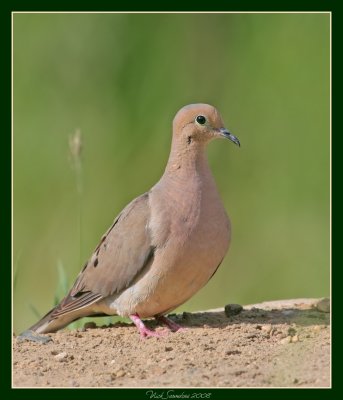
[13,13,330,334]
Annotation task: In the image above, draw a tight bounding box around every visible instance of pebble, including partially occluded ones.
[225,349,241,356]
[246,334,257,339]
[291,335,299,343]
[84,322,97,330]
[280,336,292,344]
[114,369,126,378]
[255,325,262,330]
[54,352,68,361]
[165,346,173,352]
[224,304,243,317]
[316,298,330,313]
[313,325,325,332]
[261,324,272,333]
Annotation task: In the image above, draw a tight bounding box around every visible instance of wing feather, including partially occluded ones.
[50,192,153,318]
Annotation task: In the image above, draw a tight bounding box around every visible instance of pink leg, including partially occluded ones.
[129,313,166,338]
[155,315,184,332]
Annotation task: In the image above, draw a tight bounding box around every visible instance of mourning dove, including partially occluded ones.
[19,103,240,342]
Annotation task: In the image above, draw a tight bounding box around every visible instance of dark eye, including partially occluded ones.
[196,115,206,125]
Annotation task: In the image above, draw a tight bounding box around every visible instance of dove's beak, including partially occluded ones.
[219,128,240,147]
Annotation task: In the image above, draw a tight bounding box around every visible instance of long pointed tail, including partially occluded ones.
[18,292,105,342]
[26,305,70,334]
[17,305,73,343]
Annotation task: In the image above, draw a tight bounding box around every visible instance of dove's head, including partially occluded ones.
[172,103,240,147]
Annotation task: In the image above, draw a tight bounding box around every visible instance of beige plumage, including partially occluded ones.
[20,103,240,341]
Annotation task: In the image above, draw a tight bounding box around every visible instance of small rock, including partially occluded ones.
[225,349,241,356]
[313,325,325,332]
[291,335,299,343]
[280,336,291,344]
[275,331,287,339]
[316,298,330,313]
[224,304,243,317]
[115,369,126,378]
[293,378,299,384]
[84,321,97,330]
[165,346,173,352]
[261,324,272,333]
[54,352,68,361]
[246,334,257,339]
[110,359,116,365]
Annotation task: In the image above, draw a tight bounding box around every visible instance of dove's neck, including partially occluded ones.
[163,137,212,182]
[155,137,223,220]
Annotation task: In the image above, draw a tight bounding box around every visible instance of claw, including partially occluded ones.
[129,313,166,338]
[155,315,185,332]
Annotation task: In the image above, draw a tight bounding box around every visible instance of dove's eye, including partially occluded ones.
[195,115,206,125]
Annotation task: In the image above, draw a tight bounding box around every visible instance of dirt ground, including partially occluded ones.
[12,298,330,388]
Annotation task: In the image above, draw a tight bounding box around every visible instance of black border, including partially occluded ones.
[5,1,339,399]
[1,0,340,12]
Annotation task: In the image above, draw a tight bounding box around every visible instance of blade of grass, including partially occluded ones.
[54,260,69,306]
[28,303,41,319]
[69,129,83,267]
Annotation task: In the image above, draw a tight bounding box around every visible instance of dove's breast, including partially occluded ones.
[100,170,231,318]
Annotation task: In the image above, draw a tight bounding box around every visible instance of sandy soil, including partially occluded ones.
[12,298,330,388]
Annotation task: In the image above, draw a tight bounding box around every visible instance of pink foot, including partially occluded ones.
[155,315,185,332]
[129,314,166,338]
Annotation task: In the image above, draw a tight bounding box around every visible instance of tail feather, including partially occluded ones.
[22,298,105,336]
[18,290,107,341]
[26,304,75,334]
[17,305,72,343]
